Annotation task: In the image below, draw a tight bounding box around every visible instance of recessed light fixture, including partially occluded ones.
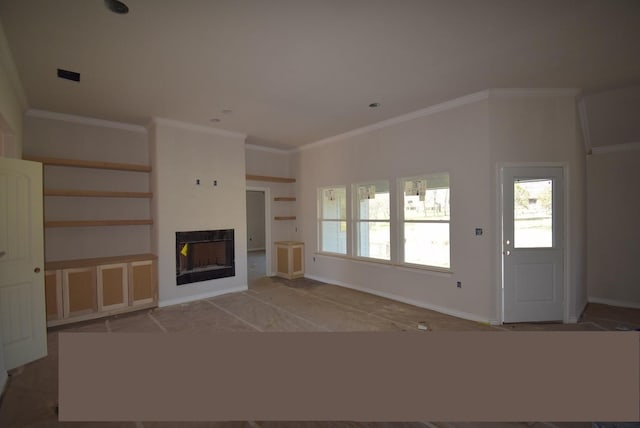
[369,102,381,108]
[104,0,129,14]
[210,118,221,123]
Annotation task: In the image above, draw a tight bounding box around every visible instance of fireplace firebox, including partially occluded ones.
[176,229,235,285]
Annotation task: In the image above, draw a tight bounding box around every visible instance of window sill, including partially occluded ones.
[314,252,453,276]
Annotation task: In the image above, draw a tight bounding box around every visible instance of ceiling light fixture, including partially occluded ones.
[104,0,129,14]
[369,102,381,108]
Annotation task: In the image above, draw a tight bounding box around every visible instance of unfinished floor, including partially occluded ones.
[1,262,638,427]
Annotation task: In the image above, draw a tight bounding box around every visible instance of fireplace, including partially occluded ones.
[176,229,235,285]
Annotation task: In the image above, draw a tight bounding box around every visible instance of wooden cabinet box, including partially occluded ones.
[45,254,157,327]
[275,241,304,279]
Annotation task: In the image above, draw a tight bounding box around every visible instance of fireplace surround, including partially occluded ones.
[176,229,235,285]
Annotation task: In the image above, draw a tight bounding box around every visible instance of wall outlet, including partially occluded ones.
[456,281,462,288]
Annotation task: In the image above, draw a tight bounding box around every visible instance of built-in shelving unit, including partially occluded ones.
[27,152,158,326]
[274,216,296,221]
[274,197,296,202]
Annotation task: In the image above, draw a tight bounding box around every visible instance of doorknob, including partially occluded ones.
[34,267,41,273]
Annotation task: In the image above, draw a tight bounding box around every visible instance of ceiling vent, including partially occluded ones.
[57,68,80,82]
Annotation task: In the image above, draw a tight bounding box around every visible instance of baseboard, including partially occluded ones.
[588,297,640,310]
[304,274,492,325]
[158,285,248,308]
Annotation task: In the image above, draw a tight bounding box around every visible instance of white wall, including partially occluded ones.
[292,96,494,322]
[151,119,248,306]
[292,90,585,324]
[246,190,266,250]
[488,91,586,321]
[587,149,640,307]
[245,146,296,274]
[0,20,26,158]
[23,113,151,261]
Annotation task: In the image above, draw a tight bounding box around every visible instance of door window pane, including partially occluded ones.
[514,179,553,248]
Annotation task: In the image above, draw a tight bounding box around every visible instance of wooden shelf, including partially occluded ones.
[24,156,151,172]
[246,174,296,183]
[274,216,296,221]
[44,189,153,198]
[45,219,153,228]
[274,197,296,201]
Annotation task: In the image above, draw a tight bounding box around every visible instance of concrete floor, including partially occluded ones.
[1,254,638,427]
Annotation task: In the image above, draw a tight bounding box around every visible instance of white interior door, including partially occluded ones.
[0,157,47,370]
[502,166,564,323]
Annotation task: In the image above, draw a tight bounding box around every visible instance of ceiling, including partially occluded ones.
[1,0,639,149]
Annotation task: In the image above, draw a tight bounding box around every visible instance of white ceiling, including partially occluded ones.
[1,0,639,149]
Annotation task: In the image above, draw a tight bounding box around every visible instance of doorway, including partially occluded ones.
[246,187,271,281]
[501,166,565,323]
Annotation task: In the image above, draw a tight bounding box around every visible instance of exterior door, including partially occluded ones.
[502,166,564,323]
[0,157,47,370]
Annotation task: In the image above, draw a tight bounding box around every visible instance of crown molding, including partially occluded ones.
[297,90,490,152]
[150,117,246,140]
[26,109,147,133]
[488,88,581,98]
[244,143,290,155]
[591,141,640,155]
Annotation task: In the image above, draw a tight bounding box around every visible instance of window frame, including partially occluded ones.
[317,185,348,255]
[352,180,392,262]
[398,172,451,271]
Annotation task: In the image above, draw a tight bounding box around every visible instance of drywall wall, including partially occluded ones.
[292,96,494,322]
[488,91,586,321]
[151,119,248,306]
[245,146,296,274]
[246,190,266,250]
[587,149,640,307]
[0,20,26,158]
[22,113,151,261]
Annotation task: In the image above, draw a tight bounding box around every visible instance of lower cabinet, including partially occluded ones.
[44,254,157,327]
[275,241,305,279]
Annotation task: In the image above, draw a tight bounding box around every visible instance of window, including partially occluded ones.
[318,186,347,254]
[354,181,390,260]
[401,173,450,269]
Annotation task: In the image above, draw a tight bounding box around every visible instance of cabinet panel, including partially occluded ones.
[63,267,97,317]
[97,263,128,311]
[44,270,62,321]
[129,260,155,306]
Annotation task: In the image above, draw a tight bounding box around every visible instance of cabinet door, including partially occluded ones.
[62,267,97,318]
[276,246,289,277]
[97,263,128,311]
[44,270,63,321]
[129,260,155,306]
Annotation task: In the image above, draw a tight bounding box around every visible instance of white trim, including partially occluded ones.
[245,143,290,155]
[591,141,640,155]
[588,297,640,310]
[577,99,592,153]
[489,88,581,98]
[304,273,493,325]
[297,90,490,152]
[158,285,248,308]
[151,117,247,140]
[247,186,272,276]
[26,109,147,133]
